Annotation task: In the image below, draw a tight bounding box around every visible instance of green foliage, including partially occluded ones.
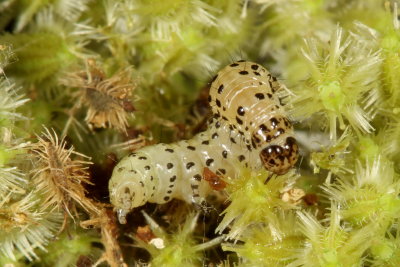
[223,212,303,266]
[133,211,222,267]
[0,78,28,127]
[39,228,100,267]
[216,168,299,240]
[1,31,76,85]
[310,128,352,176]
[323,158,400,227]
[370,227,400,267]
[0,191,63,261]
[287,25,381,140]
[293,205,372,267]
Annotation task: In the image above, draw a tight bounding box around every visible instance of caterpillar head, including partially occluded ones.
[260,137,299,175]
[109,174,146,224]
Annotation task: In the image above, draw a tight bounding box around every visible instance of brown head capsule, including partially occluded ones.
[260,137,299,175]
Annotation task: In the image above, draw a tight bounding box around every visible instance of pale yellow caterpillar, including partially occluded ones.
[208,60,298,175]
[109,61,298,224]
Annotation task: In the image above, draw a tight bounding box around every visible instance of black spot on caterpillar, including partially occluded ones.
[109,61,299,224]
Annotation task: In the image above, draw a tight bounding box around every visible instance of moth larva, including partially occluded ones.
[209,60,298,175]
[109,61,299,224]
[109,121,257,223]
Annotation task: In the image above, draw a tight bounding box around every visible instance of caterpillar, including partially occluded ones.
[208,60,297,175]
[109,61,299,224]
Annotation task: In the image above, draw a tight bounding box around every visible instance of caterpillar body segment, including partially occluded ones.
[209,60,298,174]
[109,121,262,224]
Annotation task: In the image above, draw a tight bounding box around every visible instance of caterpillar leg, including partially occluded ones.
[190,173,203,204]
[193,200,214,214]
[190,172,217,213]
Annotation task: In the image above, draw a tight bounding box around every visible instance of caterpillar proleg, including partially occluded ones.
[109,61,299,224]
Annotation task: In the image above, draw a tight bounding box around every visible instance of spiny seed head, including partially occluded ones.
[62,59,136,133]
[30,128,98,217]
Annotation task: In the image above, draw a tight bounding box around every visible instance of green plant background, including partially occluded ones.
[1,0,400,266]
